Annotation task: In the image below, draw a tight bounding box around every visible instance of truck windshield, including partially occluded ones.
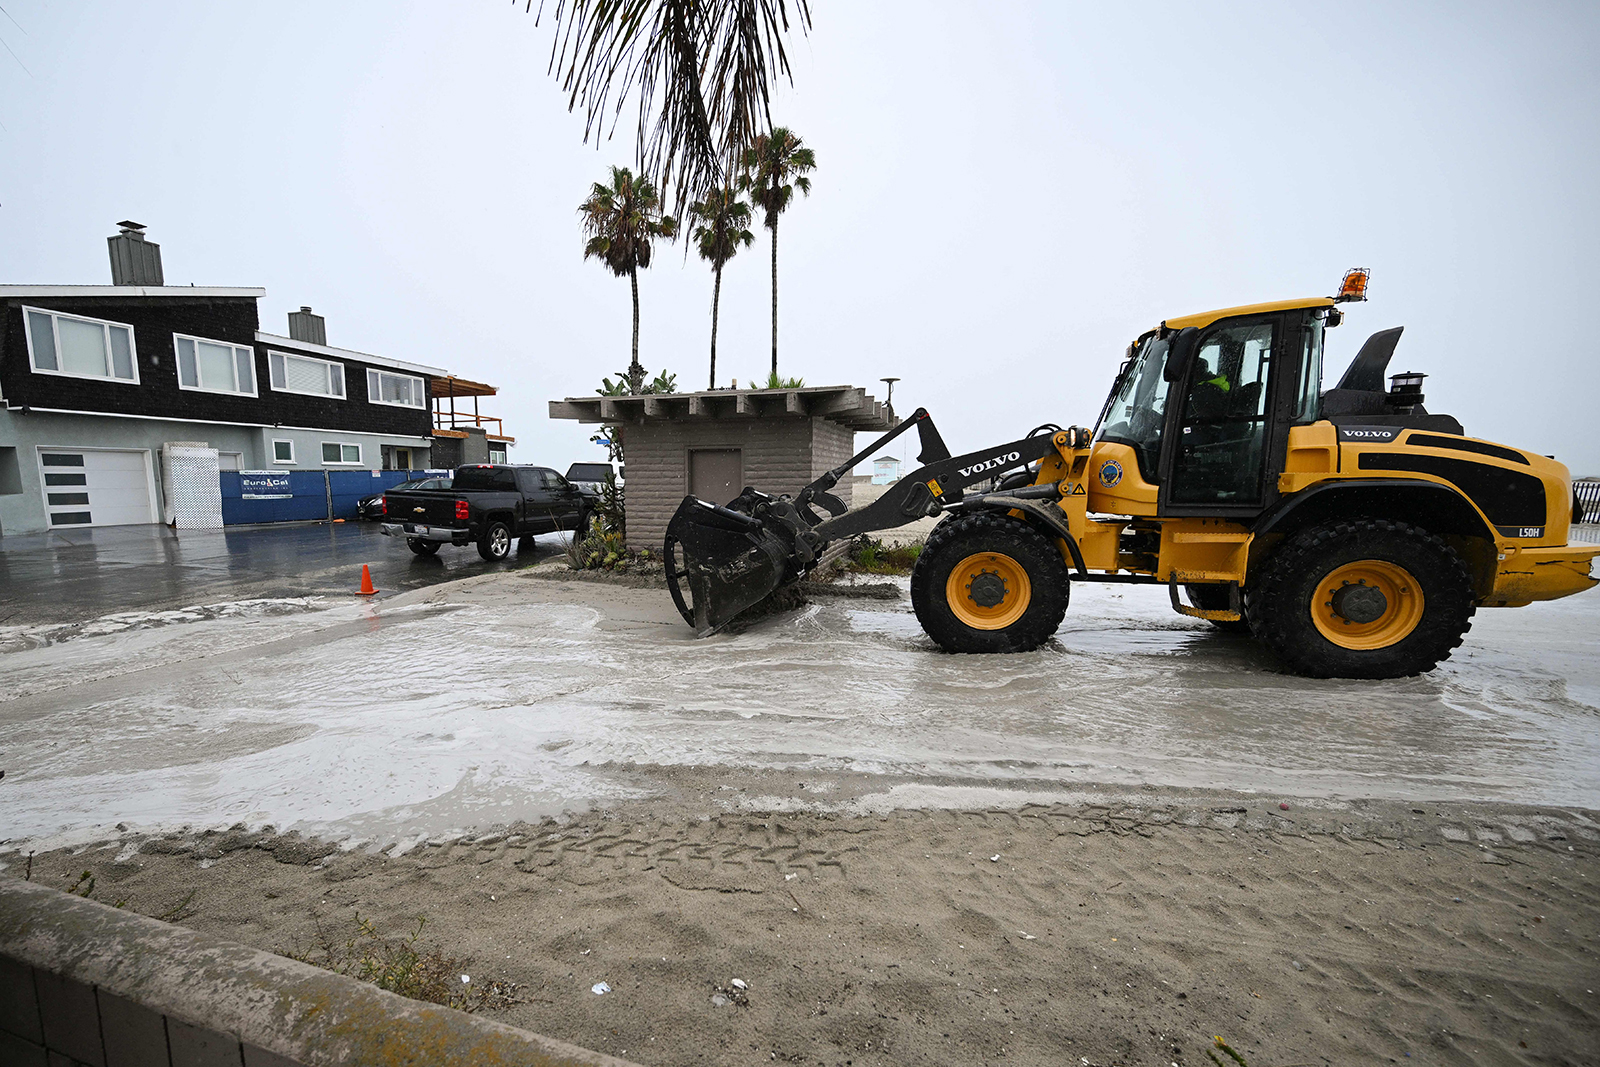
[567,463,612,482]
[1095,334,1171,483]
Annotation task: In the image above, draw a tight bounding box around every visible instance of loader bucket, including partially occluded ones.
[664,496,796,635]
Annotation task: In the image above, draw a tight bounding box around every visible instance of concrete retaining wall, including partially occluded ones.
[0,879,638,1067]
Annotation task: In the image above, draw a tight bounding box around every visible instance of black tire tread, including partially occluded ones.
[1247,518,1476,679]
[910,512,1070,653]
[478,520,512,562]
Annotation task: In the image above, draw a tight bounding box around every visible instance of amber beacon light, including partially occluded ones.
[1335,267,1371,302]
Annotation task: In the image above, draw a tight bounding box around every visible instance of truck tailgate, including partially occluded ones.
[384,490,460,526]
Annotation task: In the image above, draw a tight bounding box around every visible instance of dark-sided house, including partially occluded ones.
[0,223,454,536]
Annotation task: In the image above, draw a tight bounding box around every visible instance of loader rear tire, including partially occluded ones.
[911,512,1070,653]
[1246,518,1475,679]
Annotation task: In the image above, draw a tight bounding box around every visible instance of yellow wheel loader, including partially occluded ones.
[664,270,1599,678]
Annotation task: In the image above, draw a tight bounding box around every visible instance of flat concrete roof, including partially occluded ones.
[255,331,448,377]
[549,385,893,432]
[0,284,266,298]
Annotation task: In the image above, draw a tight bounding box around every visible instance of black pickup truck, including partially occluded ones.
[380,464,594,560]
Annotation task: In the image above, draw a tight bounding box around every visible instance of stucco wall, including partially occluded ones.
[0,409,430,536]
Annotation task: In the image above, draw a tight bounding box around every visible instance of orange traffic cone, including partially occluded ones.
[357,564,378,596]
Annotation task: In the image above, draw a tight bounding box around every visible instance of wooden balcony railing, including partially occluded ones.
[433,410,507,437]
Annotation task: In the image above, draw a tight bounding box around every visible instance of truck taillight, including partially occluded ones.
[380,496,386,517]
[455,499,469,520]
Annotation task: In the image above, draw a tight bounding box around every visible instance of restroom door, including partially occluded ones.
[689,449,742,504]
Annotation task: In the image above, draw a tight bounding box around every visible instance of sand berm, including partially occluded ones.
[15,772,1599,1067]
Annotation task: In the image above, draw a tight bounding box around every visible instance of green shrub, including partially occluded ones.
[285,913,520,1014]
[843,535,923,575]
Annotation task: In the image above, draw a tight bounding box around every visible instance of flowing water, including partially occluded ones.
[2,578,1597,852]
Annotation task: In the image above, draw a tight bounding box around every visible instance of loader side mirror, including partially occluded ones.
[1163,327,1198,383]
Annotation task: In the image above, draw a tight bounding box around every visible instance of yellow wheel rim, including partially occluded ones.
[946,552,1032,630]
[1310,560,1426,650]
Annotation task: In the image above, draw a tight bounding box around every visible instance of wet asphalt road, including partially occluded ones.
[0,521,570,627]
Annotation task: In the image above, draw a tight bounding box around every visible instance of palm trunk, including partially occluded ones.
[709,261,723,390]
[629,265,642,393]
[769,219,779,380]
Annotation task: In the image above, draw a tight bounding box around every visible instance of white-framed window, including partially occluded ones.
[272,439,295,464]
[218,452,243,471]
[268,350,345,399]
[488,445,508,464]
[366,368,426,408]
[23,306,139,384]
[321,442,362,465]
[174,334,256,396]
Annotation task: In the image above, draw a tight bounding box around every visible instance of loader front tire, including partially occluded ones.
[912,512,1070,653]
[1247,518,1475,679]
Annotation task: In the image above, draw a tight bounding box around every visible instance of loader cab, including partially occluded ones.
[1095,300,1333,517]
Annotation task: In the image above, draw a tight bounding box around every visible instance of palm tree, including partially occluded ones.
[741,127,815,379]
[580,166,678,393]
[688,186,754,390]
[529,1,813,216]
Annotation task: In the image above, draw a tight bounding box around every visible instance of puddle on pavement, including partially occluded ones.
[0,597,330,653]
[1,581,1597,853]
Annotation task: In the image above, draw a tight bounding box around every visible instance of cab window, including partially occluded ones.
[1168,318,1276,506]
[1291,313,1325,423]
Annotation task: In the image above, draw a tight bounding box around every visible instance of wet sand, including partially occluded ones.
[15,784,1599,1067]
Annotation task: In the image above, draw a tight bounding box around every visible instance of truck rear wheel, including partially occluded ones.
[1247,518,1475,678]
[478,520,512,561]
[911,512,1070,653]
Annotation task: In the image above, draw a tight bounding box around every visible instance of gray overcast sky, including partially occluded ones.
[3,2,1598,474]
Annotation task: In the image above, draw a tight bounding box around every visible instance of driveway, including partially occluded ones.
[0,521,571,627]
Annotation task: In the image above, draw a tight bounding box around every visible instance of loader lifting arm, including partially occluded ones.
[663,409,1071,634]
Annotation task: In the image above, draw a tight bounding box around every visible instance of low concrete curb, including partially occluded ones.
[0,878,640,1067]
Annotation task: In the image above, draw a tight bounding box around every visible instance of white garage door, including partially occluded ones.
[37,449,156,528]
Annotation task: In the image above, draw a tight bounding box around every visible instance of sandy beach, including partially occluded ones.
[14,779,1599,1066]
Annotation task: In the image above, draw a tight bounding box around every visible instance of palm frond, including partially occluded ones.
[739,125,815,226]
[530,0,812,213]
[685,185,756,266]
[579,164,675,278]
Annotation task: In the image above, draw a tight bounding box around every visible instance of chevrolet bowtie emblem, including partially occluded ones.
[413,507,425,513]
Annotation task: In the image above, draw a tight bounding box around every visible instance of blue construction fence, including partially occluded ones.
[220,469,450,525]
